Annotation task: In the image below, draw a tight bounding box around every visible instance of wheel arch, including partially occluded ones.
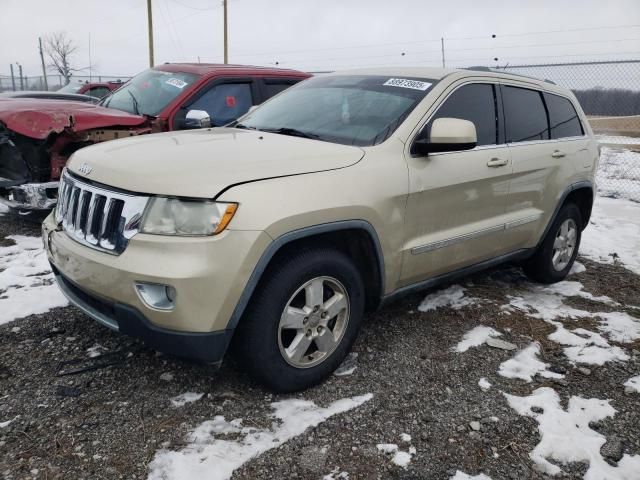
[537,180,594,249]
[226,220,386,331]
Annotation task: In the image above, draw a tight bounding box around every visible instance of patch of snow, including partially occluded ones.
[159,372,174,382]
[549,323,629,366]
[504,387,640,478]
[0,203,7,216]
[0,235,68,324]
[334,352,358,376]
[478,378,492,391]
[86,344,105,358]
[419,285,475,312]
[569,261,586,275]
[323,468,349,480]
[0,419,14,428]
[450,472,492,480]
[147,393,372,480]
[596,147,640,202]
[624,375,640,393]
[454,326,502,353]
[581,197,640,274]
[170,392,204,408]
[498,343,564,382]
[377,436,416,469]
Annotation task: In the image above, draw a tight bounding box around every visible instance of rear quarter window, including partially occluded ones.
[503,86,549,143]
[544,93,584,139]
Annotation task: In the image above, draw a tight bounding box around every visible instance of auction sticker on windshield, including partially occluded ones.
[383,78,432,91]
[166,78,188,89]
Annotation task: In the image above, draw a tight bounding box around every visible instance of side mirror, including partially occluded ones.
[413,117,477,155]
[182,109,212,129]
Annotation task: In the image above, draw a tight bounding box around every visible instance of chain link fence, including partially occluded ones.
[498,60,640,202]
[0,74,131,92]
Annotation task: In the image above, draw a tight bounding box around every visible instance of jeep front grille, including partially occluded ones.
[55,170,149,254]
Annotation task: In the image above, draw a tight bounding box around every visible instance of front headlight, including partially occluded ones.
[140,198,238,236]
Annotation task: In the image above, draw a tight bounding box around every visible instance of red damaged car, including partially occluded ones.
[0,63,310,210]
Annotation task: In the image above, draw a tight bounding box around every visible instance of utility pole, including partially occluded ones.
[147,0,155,67]
[223,0,228,64]
[441,37,445,68]
[10,64,16,91]
[18,64,24,90]
[38,37,49,91]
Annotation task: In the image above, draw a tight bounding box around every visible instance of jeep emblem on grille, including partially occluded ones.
[78,163,93,175]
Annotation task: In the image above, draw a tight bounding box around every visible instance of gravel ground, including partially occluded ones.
[1,213,639,480]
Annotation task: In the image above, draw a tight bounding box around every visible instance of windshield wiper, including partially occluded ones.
[233,123,257,130]
[127,90,141,115]
[263,127,319,140]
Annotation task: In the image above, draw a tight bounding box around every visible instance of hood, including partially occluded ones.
[67,128,365,198]
[0,98,146,139]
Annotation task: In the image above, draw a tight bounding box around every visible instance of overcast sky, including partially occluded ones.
[1,0,639,80]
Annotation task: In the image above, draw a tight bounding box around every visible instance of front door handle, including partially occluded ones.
[552,150,566,158]
[487,157,508,167]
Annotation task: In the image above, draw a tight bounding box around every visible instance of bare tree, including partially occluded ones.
[44,32,79,84]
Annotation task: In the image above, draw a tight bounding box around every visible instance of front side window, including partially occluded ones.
[101,69,199,116]
[544,93,583,139]
[427,83,498,146]
[188,83,253,126]
[239,75,435,147]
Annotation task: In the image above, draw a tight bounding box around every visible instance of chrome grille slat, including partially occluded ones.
[54,170,149,255]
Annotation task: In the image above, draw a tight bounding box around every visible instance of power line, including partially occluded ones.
[230,23,640,59]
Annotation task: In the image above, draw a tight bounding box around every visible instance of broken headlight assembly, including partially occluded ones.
[140,198,238,236]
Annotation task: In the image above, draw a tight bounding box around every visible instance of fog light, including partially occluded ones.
[135,282,177,310]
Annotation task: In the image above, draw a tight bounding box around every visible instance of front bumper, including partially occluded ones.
[0,181,58,210]
[42,212,272,362]
[52,265,233,364]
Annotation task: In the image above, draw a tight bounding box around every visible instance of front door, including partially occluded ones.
[400,82,512,286]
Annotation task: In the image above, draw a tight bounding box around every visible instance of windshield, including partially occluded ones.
[101,69,199,116]
[238,75,435,146]
[58,82,84,93]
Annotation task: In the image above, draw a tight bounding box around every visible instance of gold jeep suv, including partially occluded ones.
[43,67,598,392]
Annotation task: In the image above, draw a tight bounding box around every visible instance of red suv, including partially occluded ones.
[58,80,123,99]
[0,64,310,210]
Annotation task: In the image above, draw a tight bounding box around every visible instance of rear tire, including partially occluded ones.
[235,248,365,392]
[523,203,582,284]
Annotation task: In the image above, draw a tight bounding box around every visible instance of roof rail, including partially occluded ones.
[464,66,556,85]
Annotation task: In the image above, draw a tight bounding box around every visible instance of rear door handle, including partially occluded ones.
[551,150,566,158]
[487,157,508,167]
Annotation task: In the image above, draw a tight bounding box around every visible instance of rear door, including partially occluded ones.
[400,81,513,285]
[501,83,589,249]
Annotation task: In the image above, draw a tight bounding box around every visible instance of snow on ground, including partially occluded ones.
[624,375,640,393]
[504,387,640,478]
[86,344,106,358]
[504,279,640,366]
[0,235,68,325]
[376,437,417,469]
[450,472,492,480]
[596,146,640,203]
[569,261,586,275]
[323,468,350,479]
[0,203,7,216]
[453,326,502,353]
[170,392,204,408]
[478,378,492,391]
[581,197,640,274]
[498,343,564,382]
[419,285,476,312]
[147,393,373,480]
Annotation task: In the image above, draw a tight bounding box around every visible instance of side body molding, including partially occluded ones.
[226,220,386,330]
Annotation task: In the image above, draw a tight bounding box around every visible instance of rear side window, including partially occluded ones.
[428,83,497,146]
[544,93,583,139]
[503,86,549,143]
[263,80,298,99]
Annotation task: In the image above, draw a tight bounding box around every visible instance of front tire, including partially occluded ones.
[235,248,365,392]
[523,203,582,284]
